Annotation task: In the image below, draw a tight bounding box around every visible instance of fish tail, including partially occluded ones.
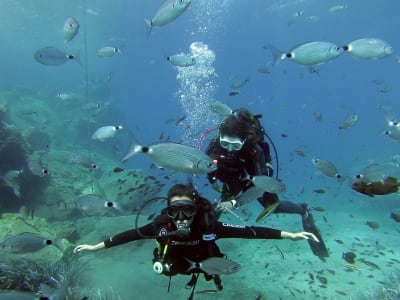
[144,19,152,38]
[53,237,65,252]
[121,132,142,163]
[263,43,284,65]
[73,50,83,67]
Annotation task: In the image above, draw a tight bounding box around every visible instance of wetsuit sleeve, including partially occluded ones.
[215,222,282,239]
[104,223,157,248]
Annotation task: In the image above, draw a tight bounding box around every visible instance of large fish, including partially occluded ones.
[34,47,80,66]
[122,139,217,174]
[145,0,191,34]
[185,257,241,275]
[63,16,80,43]
[0,232,63,254]
[265,41,343,66]
[343,38,393,60]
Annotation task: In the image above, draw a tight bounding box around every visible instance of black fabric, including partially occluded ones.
[104,212,282,276]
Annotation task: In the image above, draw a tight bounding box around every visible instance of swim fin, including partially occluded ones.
[256,200,280,223]
[302,210,329,261]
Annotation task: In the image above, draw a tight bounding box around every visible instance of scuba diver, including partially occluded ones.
[205,108,329,261]
[74,183,319,298]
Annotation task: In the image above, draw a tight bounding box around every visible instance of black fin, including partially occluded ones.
[302,211,329,261]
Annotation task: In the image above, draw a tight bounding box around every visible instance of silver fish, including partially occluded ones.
[74,194,121,215]
[339,113,358,130]
[343,38,393,60]
[71,154,98,169]
[0,232,62,254]
[96,46,122,58]
[27,160,49,177]
[237,186,265,206]
[266,41,343,66]
[145,0,191,34]
[355,164,388,182]
[209,101,233,117]
[166,53,195,67]
[384,128,400,141]
[311,158,342,179]
[185,257,241,275]
[63,16,80,43]
[250,176,286,194]
[122,140,217,174]
[34,47,80,66]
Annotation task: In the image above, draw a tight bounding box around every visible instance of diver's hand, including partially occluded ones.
[216,200,237,213]
[73,242,105,253]
[281,231,319,242]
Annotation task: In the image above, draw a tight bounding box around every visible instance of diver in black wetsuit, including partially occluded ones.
[74,183,319,297]
[205,108,329,261]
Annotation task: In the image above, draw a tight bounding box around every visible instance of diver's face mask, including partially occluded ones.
[167,200,197,234]
[219,135,245,152]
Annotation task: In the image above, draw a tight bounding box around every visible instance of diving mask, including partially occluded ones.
[219,136,245,152]
[167,200,197,220]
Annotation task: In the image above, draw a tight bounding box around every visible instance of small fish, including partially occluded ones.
[313,111,322,122]
[71,154,98,169]
[366,221,380,229]
[312,158,342,179]
[145,0,191,35]
[334,239,344,244]
[351,177,399,197]
[63,16,80,43]
[335,290,347,296]
[312,189,326,194]
[34,47,80,66]
[166,53,195,67]
[185,257,241,275]
[92,125,123,141]
[230,77,249,90]
[287,10,303,26]
[342,251,356,264]
[113,166,125,173]
[56,93,74,101]
[228,90,240,96]
[317,275,328,285]
[294,149,305,157]
[339,114,358,130]
[75,194,121,216]
[96,47,122,58]
[27,160,49,177]
[359,258,380,270]
[265,41,343,66]
[0,232,63,254]
[121,137,217,174]
[342,38,393,60]
[329,5,348,13]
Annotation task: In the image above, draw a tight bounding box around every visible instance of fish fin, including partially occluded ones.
[121,132,142,163]
[256,200,280,223]
[72,50,82,67]
[262,43,284,65]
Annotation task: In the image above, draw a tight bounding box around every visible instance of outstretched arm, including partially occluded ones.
[73,242,105,253]
[281,231,319,242]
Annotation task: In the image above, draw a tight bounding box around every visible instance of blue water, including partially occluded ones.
[1,0,400,299]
